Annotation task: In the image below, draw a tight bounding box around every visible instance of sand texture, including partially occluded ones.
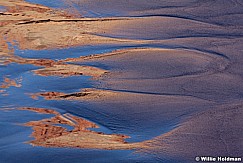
[0,0,243,162]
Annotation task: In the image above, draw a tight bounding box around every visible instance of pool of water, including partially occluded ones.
[25,0,66,8]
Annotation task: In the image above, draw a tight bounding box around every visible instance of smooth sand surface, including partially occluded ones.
[142,102,243,161]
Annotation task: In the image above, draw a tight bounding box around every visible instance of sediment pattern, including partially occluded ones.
[0,0,243,162]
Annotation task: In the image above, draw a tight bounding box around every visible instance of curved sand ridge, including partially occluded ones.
[26,47,230,103]
[63,47,233,102]
[5,47,229,79]
[65,47,229,79]
[17,101,243,160]
[6,55,108,78]
[19,107,143,150]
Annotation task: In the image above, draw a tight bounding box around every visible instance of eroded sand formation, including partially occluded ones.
[1,0,243,162]
[6,55,107,78]
[33,64,107,78]
[17,102,243,160]
[0,0,144,51]
[1,0,114,78]
[19,107,143,150]
[30,89,118,101]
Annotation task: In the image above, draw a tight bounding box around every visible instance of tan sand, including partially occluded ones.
[2,0,234,52]
[33,64,107,78]
[0,0,145,50]
[30,88,118,100]
[7,55,107,78]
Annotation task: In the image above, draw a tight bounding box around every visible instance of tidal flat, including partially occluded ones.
[0,0,243,162]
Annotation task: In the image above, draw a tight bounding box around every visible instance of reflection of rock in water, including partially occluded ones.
[0,77,21,89]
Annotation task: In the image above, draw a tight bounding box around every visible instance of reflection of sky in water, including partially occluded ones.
[0,145,144,163]
[21,72,92,93]
[24,0,119,17]
[25,0,65,8]
[14,45,136,60]
[0,6,6,11]
[0,44,182,143]
[0,63,93,108]
[0,108,143,162]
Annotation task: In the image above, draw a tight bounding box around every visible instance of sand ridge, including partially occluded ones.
[19,107,144,150]
[17,101,243,158]
[6,55,108,78]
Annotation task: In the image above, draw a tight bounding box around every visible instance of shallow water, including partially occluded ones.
[1,0,243,162]
[25,0,65,8]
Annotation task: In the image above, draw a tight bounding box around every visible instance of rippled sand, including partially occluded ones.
[0,0,243,162]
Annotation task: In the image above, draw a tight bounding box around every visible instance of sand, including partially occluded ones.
[0,0,242,162]
[0,0,144,51]
[33,64,107,78]
[142,102,243,160]
[18,99,243,159]
[6,55,107,78]
[19,107,142,150]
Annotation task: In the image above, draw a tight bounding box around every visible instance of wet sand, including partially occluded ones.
[19,107,142,150]
[0,0,243,162]
[142,102,243,161]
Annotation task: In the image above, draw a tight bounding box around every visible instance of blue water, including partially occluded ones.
[25,0,65,8]
[14,44,144,60]
[0,42,155,162]
[0,6,6,11]
[1,0,242,162]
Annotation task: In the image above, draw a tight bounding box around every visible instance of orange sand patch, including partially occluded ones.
[0,77,21,89]
[9,56,58,67]
[7,56,107,78]
[30,92,66,100]
[33,64,108,78]
[30,89,117,101]
[0,0,147,50]
[19,107,59,115]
